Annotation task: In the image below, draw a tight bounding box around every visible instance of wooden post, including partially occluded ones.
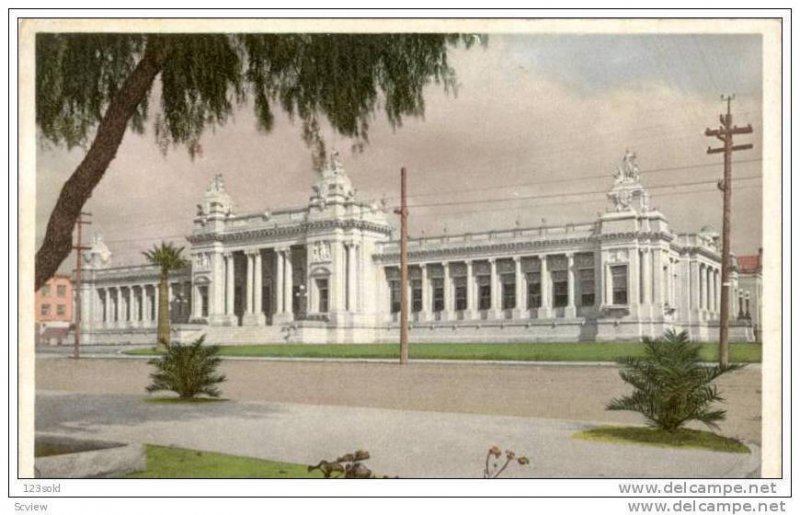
[395,167,409,365]
[705,95,753,368]
[72,212,92,359]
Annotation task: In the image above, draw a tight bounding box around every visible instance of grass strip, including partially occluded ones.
[126,342,761,363]
[574,426,750,454]
[125,444,324,478]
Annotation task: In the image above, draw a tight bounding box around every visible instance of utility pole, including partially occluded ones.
[394,168,409,365]
[72,212,92,359]
[705,95,752,368]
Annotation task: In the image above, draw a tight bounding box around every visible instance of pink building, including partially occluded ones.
[35,274,73,345]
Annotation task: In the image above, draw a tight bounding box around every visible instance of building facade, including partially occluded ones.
[736,250,763,341]
[35,274,73,345]
[77,151,756,345]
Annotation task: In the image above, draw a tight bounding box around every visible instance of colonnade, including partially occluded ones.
[388,253,587,321]
[94,282,191,328]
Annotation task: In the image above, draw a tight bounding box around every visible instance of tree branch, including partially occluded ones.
[35,40,166,290]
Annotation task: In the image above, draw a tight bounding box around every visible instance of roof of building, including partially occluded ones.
[737,254,761,274]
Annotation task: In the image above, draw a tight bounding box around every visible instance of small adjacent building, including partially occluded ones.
[75,151,757,345]
[736,250,763,341]
[34,274,73,346]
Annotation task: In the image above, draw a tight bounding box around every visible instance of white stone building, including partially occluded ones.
[77,152,756,345]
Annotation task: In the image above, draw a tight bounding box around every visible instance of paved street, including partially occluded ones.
[36,356,762,446]
[36,390,760,478]
[35,356,762,477]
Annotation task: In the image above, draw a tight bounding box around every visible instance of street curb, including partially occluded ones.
[37,352,762,370]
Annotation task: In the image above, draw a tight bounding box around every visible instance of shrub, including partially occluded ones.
[146,336,226,399]
[608,329,742,432]
[483,446,530,478]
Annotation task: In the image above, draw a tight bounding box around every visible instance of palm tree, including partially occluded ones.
[143,242,189,349]
[608,329,743,432]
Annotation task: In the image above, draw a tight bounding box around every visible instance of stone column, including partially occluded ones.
[243,250,266,326]
[628,248,641,316]
[208,251,225,324]
[129,286,138,326]
[699,263,707,313]
[154,284,161,326]
[642,248,653,306]
[465,260,474,319]
[514,256,524,318]
[565,253,576,318]
[254,251,264,317]
[245,252,254,315]
[690,260,701,313]
[275,249,284,314]
[284,248,294,320]
[347,244,357,313]
[488,258,500,318]
[668,259,676,307]
[653,250,664,309]
[225,253,235,318]
[140,286,148,325]
[537,255,551,318]
[708,267,714,313]
[419,263,429,321]
[442,261,451,321]
[115,287,123,327]
[101,289,109,327]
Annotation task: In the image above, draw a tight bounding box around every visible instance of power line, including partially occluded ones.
[408,183,763,219]
[400,175,762,210]
[96,180,763,249]
[391,158,762,202]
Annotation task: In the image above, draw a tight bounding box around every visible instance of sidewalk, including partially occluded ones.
[35,391,760,478]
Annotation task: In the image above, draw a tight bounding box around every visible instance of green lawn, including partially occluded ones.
[126,342,761,363]
[574,426,750,454]
[125,444,324,478]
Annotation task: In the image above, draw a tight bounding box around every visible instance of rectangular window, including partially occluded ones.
[389,280,401,314]
[411,280,423,313]
[200,286,209,317]
[612,265,628,305]
[552,270,568,308]
[317,278,329,313]
[41,285,50,297]
[56,284,67,297]
[41,304,50,316]
[477,275,491,311]
[454,277,467,311]
[432,278,444,313]
[526,272,541,309]
[579,269,595,307]
[501,273,516,310]
[56,304,66,316]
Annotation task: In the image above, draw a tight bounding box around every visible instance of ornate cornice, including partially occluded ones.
[188,218,392,244]
[673,245,723,262]
[373,236,596,263]
[373,230,677,264]
[90,266,191,285]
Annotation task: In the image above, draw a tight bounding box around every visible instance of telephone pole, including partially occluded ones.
[394,168,409,365]
[705,95,753,368]
[72,212,92,359]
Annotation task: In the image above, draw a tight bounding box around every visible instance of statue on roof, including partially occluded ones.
[607,149,651,213]
[614,149,641,184]
[330,150,344,175]
[199,173,233,216]
[83,233,112,268]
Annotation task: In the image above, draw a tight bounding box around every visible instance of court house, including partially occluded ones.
[77,151,756,345]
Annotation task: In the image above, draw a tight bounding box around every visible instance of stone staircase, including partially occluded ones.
[195,324,291,346]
